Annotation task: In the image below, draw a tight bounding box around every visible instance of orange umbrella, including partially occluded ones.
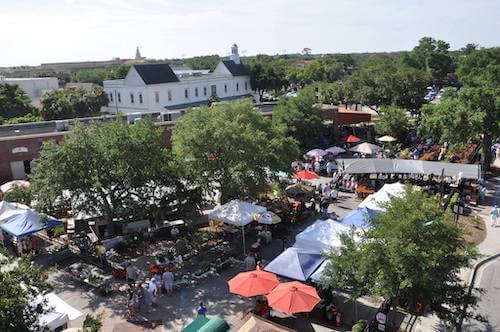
[266,281,321,314]
[228,270,279,297]
[294,170,318,180]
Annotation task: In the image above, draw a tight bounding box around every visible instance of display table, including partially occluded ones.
[68,262,112,289]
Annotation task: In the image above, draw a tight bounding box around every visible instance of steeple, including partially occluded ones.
[135,47,142,60]
[229,43,240,64]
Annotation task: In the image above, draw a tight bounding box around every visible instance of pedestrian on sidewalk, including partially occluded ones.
[491,205,499,227]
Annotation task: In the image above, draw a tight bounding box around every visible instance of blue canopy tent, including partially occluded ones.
[340,207,382,229]
[0,210,61,238]
[264,247,324,281]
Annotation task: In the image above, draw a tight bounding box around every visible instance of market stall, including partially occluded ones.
[340,207,382,229]
[264,247,324,281]
[0,201,28,224]
[294,219,351,253]
[37,292,83,331]
[208,200,266,253]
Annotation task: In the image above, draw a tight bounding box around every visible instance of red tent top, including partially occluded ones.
[294,170,318,180]
[344,135,361,143]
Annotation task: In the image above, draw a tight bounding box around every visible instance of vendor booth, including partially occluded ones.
[0,210,61,238]
[182,316,230,332]
[294,219,351,253]
[358,182,406,211]
[0,201,29,224]
[264,247,324,281]
[336,158,481,180]
[237,313,296,332]
[37,292,83,331]
[340,207,382,229]
[208,200,266,252]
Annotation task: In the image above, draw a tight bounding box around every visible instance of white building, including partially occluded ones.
[0,76,59,107]
[103,44,252,115]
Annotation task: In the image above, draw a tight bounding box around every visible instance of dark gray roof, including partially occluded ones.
[222,60,250,76]
[133,63,180,85]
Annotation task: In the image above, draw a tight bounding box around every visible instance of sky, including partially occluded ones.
[1,0,499,67]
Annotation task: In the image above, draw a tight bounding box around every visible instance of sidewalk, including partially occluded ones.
[411,175,500,331]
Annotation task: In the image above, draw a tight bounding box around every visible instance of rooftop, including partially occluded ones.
[134,63,180,85]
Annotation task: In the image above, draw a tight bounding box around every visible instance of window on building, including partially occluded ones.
[109,93,113,102]
[195,87,199,97]
[236,83,239,91]
[224,84,227,94]
[130,93,134,103]
[245,81,248,90]
[203,87,207,96]
[118,92,121,103]
[185,89,188,99]
[211,85,217,95]
[168,90,172,101]
[139,93,143,104]
[155,91,159,103]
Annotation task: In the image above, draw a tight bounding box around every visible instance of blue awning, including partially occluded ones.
[264,247,324,281]
[0,210,61,238]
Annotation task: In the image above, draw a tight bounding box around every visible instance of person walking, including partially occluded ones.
[162,269,174,295]
[197,302,207,316]
[148,277,158,307]
[244,253,256,271]
[491,205,499,227]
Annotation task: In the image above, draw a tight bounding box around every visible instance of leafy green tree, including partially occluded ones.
[31,120,185,224]
[405,37,455,82]
[321,188,482,331]
[172,100,299,203]
[456,47,500,167]
[374,106,411,142]
[419,97,481,145]
[272,86,326,150]
[185,55,220,70]
[0,84,36,122]
[318,82,345,106]
[2,186,32,206]
[245,55,289,92]
[0,254,52,331]
[39,86,108,120]
[3,113,42,124]
[344,57,429,111]
[70,65,131,85]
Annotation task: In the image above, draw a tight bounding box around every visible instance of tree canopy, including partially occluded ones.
[70,65,130,85]
[39,86,108,120]
[272,86,326,150]
[374,106,411,142]
[172,99,299,203]
[31,120,188,224]
[321,188,482,330]
[0,84,36,123]
[0,254,52,331]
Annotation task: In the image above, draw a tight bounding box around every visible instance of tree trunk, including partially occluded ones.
[482,133,493,170]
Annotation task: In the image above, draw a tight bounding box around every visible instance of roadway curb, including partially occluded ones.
[459,250,500,328]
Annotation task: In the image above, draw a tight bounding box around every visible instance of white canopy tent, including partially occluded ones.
[310,260,329,283]
[294,219,352,253]
[0,201,29,224]
[336,158,481,180]
[208,200,266,253]
[38,292,83,331]
[264,247,324,281]
[358,182,406,211]
[377,135,397,143]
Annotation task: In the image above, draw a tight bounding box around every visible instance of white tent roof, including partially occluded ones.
[377,135,397,142]
[264,247,324,281]
[294,219,351,253]
[336,158,481,180]
[208,200,266,227]
[358,182,406,211]
[38,292,83,331]
[349,142,382,155]
[310,260,329,283]
[0,201,29,224]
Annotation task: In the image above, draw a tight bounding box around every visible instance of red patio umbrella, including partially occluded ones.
[266,281,321,314]
[293,170,318,180]
[228,270,279,297]
[344,135,361,143]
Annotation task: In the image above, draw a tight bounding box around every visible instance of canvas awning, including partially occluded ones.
[358,182,406,211]
[237,313,296,332]
[37,292,83,331]
[182,316,229,332]
[0,201,28,224]
[336,158,481,180]
[264,247,324,281]
[208,200,266,227]
[340,207,382,229]
[294,219,351,253]
[0,210,61,238]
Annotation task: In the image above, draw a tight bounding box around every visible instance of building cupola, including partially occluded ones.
[230,43,240,64]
